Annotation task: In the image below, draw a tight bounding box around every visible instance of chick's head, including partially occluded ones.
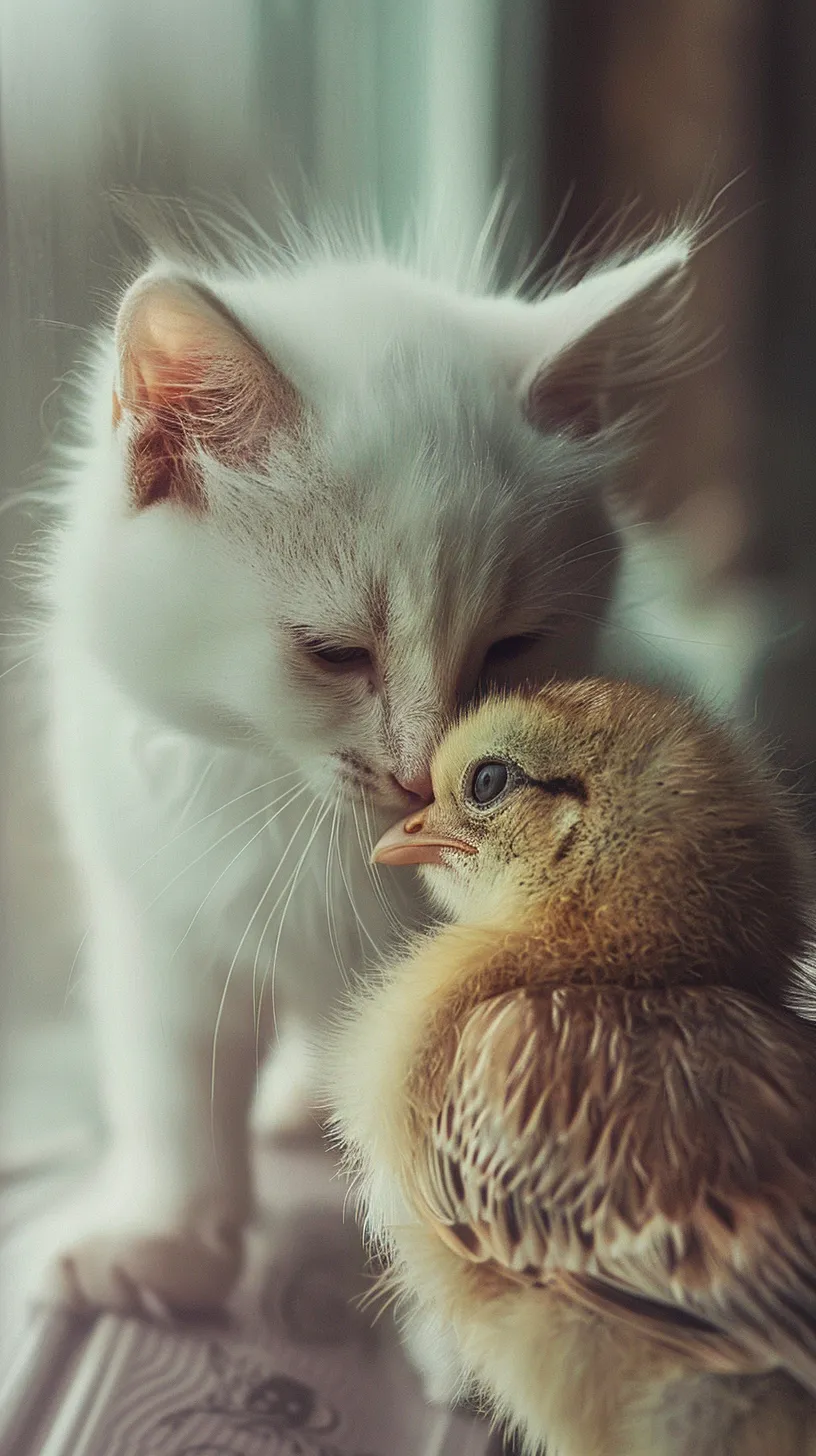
[373,678,812,992]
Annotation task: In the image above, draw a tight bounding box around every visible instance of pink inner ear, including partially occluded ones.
[521,241,692,446]
[525,322,618,441]
[527,372,602,439]
[115,279,301,510]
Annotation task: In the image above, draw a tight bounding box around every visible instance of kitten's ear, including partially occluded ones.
[113,275,300,510]
[521,237,692,441]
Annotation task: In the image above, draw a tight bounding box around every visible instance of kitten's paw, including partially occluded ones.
[47,1223,243,1316]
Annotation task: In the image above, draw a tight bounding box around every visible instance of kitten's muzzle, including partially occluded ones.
[372,809,478,867]
[391,769,434,804]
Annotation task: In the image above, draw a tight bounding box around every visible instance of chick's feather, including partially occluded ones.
[408,982,816,1393]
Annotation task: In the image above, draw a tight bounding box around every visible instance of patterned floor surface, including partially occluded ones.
[0,1023,499,1456]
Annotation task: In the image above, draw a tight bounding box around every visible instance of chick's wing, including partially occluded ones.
[408,982,816,1390]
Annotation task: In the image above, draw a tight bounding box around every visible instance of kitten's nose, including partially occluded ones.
[391,770,433,805]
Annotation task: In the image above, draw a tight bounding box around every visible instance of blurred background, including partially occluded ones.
[0,0,814,1392]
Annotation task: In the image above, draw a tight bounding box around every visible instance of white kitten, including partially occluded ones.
[39,219,701,1314]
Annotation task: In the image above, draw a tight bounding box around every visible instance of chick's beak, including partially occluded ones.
[371,808,478,867]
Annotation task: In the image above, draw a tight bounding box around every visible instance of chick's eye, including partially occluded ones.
[469,760,510,806]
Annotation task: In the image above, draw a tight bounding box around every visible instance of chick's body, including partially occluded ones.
[331,679,816,1456]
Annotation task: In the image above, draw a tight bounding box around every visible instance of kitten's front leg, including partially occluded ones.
[43,905,263,1316]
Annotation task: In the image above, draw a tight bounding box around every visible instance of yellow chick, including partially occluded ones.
[330,678,816,1456]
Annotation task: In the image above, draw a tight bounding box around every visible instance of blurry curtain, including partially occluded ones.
[545,0,816,813]
[545,0,763,575]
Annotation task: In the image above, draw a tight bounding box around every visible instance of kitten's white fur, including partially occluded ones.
[37,217,764,1314]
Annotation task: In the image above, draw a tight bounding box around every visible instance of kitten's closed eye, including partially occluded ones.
[482,634,542,668]
[482,617,575,674]
[297,635,372,671]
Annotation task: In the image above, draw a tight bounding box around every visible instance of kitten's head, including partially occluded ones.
[64,231,692,809]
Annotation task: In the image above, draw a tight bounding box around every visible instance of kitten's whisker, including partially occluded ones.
[336,813,382,960]
[567,604,736,652]
[0,653,35,681]
[511,543,621,599]
[251,856,304,1067]
[176,756,217,825]
[143,783,306,917]
[355,794,405,937]
[132,769,302,877]
[542,524,625,567]
[248,793,327,1056]
[259,797,333,1045]
[252,795,331,1061]
[250,794,328,1060]
[63,927,91,1009]
[515,521,636,589]
[62,772,302,1008]
[170,785,307,962]
[212,793,319,1123]
[325,798,350,986]
[353,799,389,917]
[361,790,417,935]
